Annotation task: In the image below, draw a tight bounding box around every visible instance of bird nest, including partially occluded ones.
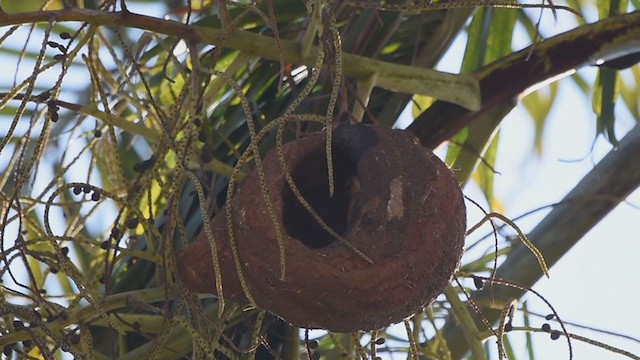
[176,124,466,332]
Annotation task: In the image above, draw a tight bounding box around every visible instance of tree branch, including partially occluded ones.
[0,7,481,110]
[409,10,640,149]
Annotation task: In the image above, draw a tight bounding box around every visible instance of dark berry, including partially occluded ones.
[125,218,139,229]
[68,333,80,344]
[550,330,561,340]
[133,157,155,173]
[3,344,12,356]
[541,323,551,332]
[197,131,207,142]
[200,147,213,163]
[504,322,513,332]
[473,276,484,290]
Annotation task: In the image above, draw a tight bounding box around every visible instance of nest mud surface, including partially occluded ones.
[176,124,466,332]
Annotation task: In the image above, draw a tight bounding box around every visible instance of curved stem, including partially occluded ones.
[0,8,481,111]
[409,10,640,148]
[444,286,486,360]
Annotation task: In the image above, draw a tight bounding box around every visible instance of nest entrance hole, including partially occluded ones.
[282,144,358,249]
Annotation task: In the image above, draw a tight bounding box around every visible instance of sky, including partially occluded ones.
[426,5,640,359]
[466,80,640,360]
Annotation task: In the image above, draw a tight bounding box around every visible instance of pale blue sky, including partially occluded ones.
[430,4,640,359]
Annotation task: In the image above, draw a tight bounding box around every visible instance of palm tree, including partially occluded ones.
[1,0,639,359]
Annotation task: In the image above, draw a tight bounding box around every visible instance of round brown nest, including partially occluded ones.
[176,124,466,332]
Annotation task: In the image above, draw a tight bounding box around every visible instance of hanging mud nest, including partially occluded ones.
[176,124,466,332]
